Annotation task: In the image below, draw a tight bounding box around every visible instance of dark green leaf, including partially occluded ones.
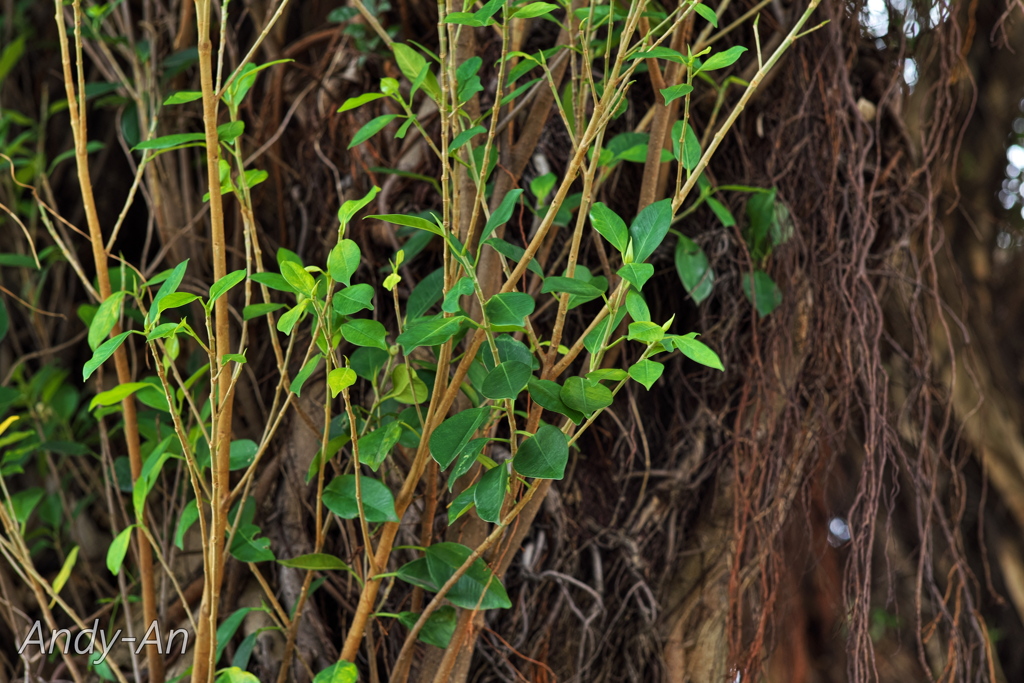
[430,407,490,469]
[474,463,509,523]
[334,283,375,315]
[425,542,512,610]
[559,376,613,416]
[480,361,532,400]
[398,606,457,648]
[616,263,654,290]
[357,421,403,470]
[484,238,544,277]
[484,292,535,328]
[674,236,714,303]
[324,474,399,522]
[83,332,134,381]
[278,553,353,571]
[396,316,466,353]
[527,378,583,424]
[347,114,399,149]
[513,424,569,479]
[481,189,524,243]
[448,125,486,153]
[629,199,673,263]
[741,270,782,318]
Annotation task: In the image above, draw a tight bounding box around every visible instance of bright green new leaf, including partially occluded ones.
[51,545,79,605]
[280,260,316,294]
[328,367,357,398]
[328,239,361,285]
[513,424,569,480]
[277,301,308,335]
[89,382,150,410]
[157,292,200,312]
[313,662,359,683]
[342,319,389,351]
[430,407,489,469]
[338,185,380,228]
[627,321,664,344]
[512,1,559,18]
[629,199,673,263]
[390,364,428,403]
[106,526,134,575]
[694,3,718,26]
[699,45,747,72]
[210,269,246,305]
[323,474,399,522]
[216,667,260,683]
[338,92,386,112]
[481,361,532,400]
[392,43,441,102]
[629,359,664,389]
[146,259,189,324]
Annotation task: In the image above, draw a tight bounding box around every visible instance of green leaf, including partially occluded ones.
[699,45,747,72]
[706,197,736,227]
[83,331,134,381]
[89,291,126,351]
[8,488,43,525]
[481,361,532,400]
[425,542,512,610]
[370,213,444,236]
[616,263,655,291]
[277,301,308,334]
[106,526,134,575]
[279,553,353,571]
[147,259,189,324]
[217,120,245,144]
[442,277,474,313]
[243,302,287,320]
[671,120,701,171]
[481,189,524,243]
[390,364,428,403]
[327,239,361,286]
[448,485,477,523]
[669,332,724,370]
[313,662,359,683]
[484,238,544,277]
[216,667,260,683]
[660,83,693,105]
[430,407,490,469]
[398,606,457,648]
[222,353,247,365]
[512,1,560,18]
[351,347,389,382]
[157,291,200,313]
[397,557,439,591]
[348,114,400,149]
[694,3,718,27]
[629,47,686,63]
[540,276,603,298]
[280,260,316,294]
[513,424,569,480]
[229,439,258,470]
[392,43,441,102]
[132,132,205,151]
[333,283,375,315]
[628,359,664,389]
[342,319,389,351]
[527,378,583,424]
[530,172,556,205]
[52,546,79,600]
[625,289,651,322]
[448,438,487,491]
[559,377,613,417]
[396,316,466,353]
[328,367,357,398]
[338,91,386,113]
[589,205,626,255]
[484,292,535,328]
[290,354,321,395]
[357,421,403,470]
[587,368,627,382]
[324,474,399,522]
[448,125,486,153]
[175,500,199,550]
[629,199,673,263]
[89,382,150,410]
[164,90,204,105]
[251,271,295,292]
[627,321,664,344]
[741,270,782,318]
[338,185,381,228]
[675,236,714,303]
[210,269,245,304]
[474,463,509,523]
[230,524,275,562]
